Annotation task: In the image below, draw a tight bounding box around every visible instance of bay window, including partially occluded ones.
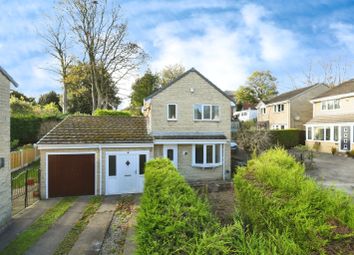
[307,127,312,140]
[314,127,324,141]
[193,144,223,167]
[334,126,339,142]
[194,104,220,120]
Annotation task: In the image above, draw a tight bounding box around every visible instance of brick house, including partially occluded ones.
[0,66,18,231]
[37,68,235,198]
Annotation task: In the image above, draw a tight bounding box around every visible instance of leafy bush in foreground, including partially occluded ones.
[234,148,354,254]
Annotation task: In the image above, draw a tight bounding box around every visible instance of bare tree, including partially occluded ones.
[41,17,73,113]
[61,0,147,111]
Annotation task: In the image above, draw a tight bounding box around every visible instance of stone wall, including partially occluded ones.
[0,73,11,231]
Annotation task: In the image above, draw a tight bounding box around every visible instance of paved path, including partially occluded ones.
[0,198,60,251]
[25,196,89,255]
[306,153,354,194]
[69,196,117,255]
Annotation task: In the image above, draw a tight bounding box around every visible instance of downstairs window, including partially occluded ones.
[193,144,222,167]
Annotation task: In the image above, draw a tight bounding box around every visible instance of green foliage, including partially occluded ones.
[234,148,354,254]
[270,129,305,149]
[235,70,278,104]
[136,158,220,254]
[130,70,159,115]
[159,64,185,87]
[92,109,131,116]
[38,91,62,111]
[10,90,35,103]
[0,197,76,255]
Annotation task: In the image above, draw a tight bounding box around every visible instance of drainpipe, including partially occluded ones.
[222,144,226,181]
[99,144,102,195]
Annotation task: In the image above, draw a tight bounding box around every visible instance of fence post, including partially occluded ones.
[24,169,28,208]
[20,149,24,169]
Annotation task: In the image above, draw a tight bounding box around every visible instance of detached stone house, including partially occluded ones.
[256,84,329,130]
[305,80,354,153]
[0,66,18,231]
[37,68,235,198]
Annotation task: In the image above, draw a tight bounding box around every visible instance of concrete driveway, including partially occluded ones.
[306,153,354,195]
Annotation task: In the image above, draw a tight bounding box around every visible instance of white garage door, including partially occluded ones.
[106,151,148,195]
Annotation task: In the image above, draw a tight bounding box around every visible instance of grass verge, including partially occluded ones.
[0,197,76,255]
[53,196,103,255]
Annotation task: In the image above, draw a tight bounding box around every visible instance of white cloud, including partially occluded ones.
[330,22,354,53]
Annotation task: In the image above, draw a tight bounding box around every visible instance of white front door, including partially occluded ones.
[106,153,138,195]
[163,145,178,167]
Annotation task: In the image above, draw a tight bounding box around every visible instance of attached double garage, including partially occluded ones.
[37,116,153,199]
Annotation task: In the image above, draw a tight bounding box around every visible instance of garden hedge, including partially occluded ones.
[92,109,131,116]
[234,148,354,254]
[270,129,305,149]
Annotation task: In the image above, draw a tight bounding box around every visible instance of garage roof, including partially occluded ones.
[38,116,153,144]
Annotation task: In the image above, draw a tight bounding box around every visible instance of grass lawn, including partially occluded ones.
[11,160,40,189]
[0,197,76,255]
[54,196,103,255]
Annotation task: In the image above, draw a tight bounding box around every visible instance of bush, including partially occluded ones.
[234,148,354,254]
[92,109,131,116]
[270,129,305,149]
[136,158,220,254]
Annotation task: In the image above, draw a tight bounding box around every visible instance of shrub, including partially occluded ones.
[269,129,305,149]
[234,148,354,254]
[331,147,337,155]
[136,158,220,254]
[92,109,131,116]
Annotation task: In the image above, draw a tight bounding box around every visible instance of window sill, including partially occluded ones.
[192,164,222,169]
[167,119,177,122]
[193,119,220,122]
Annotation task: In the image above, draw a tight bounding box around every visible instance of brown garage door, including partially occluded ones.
[48,154,95,197]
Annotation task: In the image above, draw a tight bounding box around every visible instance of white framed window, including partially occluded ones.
[273,104,285,112]
[192,144,222,167]
[193,104,220,121]
[167,104,177,120]
[314,126,331,141]
[321,100,340,110]
[307,126,312,140]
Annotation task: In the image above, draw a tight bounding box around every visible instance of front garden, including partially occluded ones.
[136,149,354,254]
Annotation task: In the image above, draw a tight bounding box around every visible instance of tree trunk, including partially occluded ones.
[62,83,68,113]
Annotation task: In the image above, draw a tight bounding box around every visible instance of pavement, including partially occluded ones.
[69,196,118,255]
[0,198,60,251]
[306,152,354,195]
[25,196,90,255]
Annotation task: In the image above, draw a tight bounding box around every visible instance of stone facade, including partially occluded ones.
[145,70,232,180]
[0,73,11,231]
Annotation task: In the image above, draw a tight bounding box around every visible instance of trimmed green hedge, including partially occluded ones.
[92,109,131,116]
[270,129,305,149]
[11,115,64,145]
[234,148,354,254]
[136,158,221,254]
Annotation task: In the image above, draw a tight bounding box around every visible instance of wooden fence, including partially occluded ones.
[11,147,40,171]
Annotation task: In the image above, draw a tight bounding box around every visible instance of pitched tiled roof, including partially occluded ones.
[306,114,354,124]
[312,79,354,100]
[267,84,318,104]
[38,116,153,144]
[145,68,236,104]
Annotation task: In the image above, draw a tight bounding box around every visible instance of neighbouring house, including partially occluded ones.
[305,79,354,153]
[0,66,18,231]
[256,84,329,130]
[233,103,257,122]
[37,68,235,198]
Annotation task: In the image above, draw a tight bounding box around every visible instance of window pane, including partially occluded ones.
[168,104,176,119]
[322,102,326,110]
[314,127,324,140]
[194,105,202,119]
[203,105,211,119]
[215,144,221,163]
[334,126,338,141]
[206,145,213,163]
[307,127,312,140]
[334,100,340,109]
[109,155,116,176]
[325,127,331,140]
[328,101,334,110]
[139,154,146,175]
[212,106,219,120]
[195,145,203,164]
[167,149,174,161]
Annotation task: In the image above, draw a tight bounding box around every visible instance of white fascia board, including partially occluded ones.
[266,100,290,107]
[310,92,354,103]
[37,143,154,150]
[154,139,228,145]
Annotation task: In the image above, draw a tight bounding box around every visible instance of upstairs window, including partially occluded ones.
[273,104,284,112]
[321,99,340,110]
[167,104,177,120]
[194,104,220,121]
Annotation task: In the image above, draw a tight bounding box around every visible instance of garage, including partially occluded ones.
[48,154,95,198]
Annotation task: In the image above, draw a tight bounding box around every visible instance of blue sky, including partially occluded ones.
[1,0,354,107]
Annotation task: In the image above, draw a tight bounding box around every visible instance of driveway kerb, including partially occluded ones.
[69,196,117,255]
[25,196,90,255]
[0,198,60,251]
